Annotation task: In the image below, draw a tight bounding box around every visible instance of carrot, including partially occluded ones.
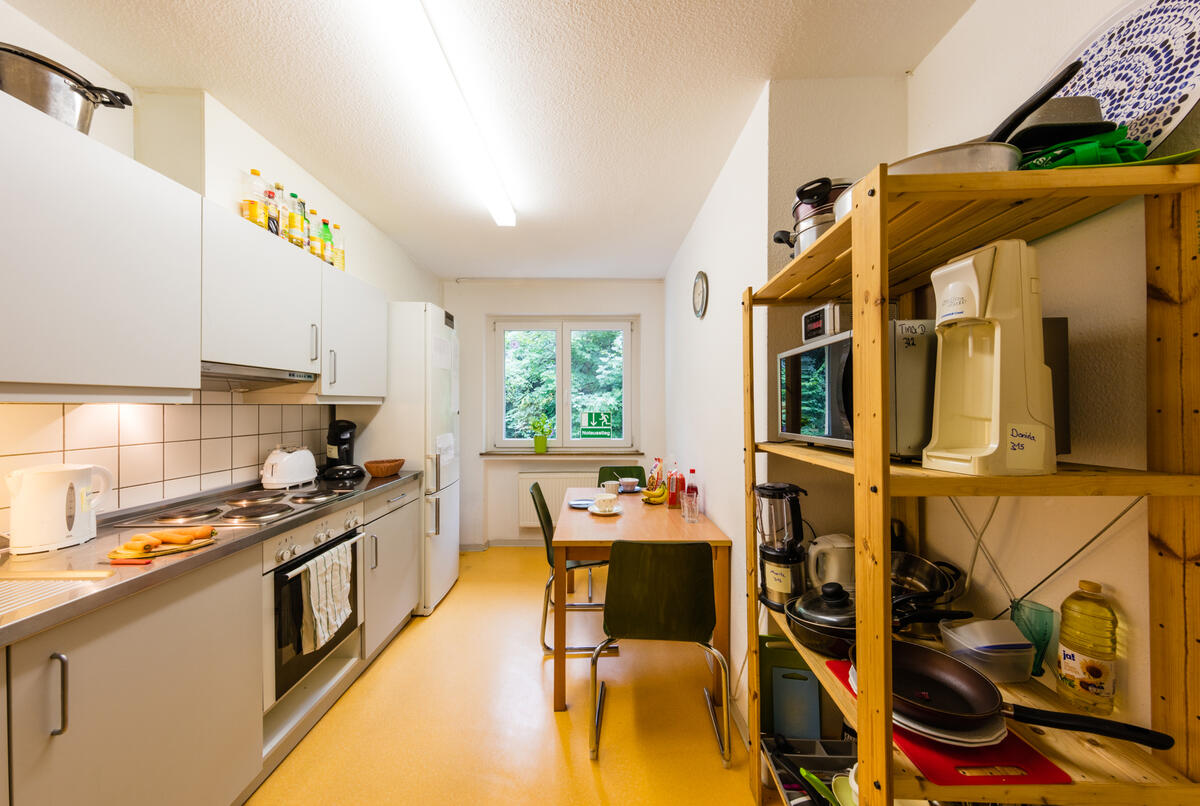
[152,526,215,544]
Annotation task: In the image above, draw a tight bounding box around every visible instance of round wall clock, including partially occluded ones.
[692,270,708,318]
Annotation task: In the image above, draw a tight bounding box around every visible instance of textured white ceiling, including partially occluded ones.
[11,0,969,278]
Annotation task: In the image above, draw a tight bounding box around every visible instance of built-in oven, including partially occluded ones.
[262,502,365,709]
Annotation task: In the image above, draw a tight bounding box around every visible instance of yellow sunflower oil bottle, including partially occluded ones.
[1056,580,1117,715]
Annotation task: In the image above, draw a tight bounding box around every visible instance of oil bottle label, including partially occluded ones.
[1057,644,1115,699]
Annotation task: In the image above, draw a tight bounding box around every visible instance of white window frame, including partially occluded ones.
[489,316,637,451]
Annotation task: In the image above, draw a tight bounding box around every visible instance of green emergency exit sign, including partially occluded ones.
[581,411,613,438]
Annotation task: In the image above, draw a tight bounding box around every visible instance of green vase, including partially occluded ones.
[533,435,548,454]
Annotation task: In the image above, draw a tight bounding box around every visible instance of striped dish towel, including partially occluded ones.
[300,542,353,654]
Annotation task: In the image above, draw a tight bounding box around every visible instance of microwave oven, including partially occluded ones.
[778,320,936,457]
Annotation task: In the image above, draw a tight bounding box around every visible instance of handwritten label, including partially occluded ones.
[762,562,794,595]
[1007,423,1046,470]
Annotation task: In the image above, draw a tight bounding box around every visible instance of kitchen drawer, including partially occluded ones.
[365,476,421,524]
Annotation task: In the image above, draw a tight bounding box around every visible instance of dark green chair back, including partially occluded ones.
[603,541,715,642]
[530,482,557,568]
[597,466,647,487]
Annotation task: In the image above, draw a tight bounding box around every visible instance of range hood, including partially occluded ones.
[200,361,317,392]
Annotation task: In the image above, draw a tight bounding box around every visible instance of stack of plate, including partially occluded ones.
[848,666,1007,748]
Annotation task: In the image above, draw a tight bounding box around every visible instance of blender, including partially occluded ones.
[754,482,808,611]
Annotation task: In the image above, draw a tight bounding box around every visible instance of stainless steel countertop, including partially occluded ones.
[0,470,422,647]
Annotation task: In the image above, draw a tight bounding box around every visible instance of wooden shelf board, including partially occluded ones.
[753,165,1200,304]
[766,610,1196,804]
[756,441,1200,497]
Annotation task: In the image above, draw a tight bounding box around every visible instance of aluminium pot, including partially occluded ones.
[772,212,835,260]
[0,43,131,133]
[791,177,851,224]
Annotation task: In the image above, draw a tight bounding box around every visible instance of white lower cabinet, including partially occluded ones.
[8,550,262,806]
[364,499,421,657]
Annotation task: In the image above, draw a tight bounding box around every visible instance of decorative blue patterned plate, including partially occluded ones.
[1054,0,1200,152]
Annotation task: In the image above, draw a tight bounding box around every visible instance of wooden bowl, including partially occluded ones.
[364,459,405,478]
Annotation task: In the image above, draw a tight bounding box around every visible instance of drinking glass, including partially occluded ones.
[682,490,700,523]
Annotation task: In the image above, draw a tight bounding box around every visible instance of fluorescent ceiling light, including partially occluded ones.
[412,1,516,227]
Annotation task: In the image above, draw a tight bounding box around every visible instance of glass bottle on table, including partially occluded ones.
[682,468,700,522]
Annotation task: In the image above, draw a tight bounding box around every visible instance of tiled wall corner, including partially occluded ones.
[0,400,328,530]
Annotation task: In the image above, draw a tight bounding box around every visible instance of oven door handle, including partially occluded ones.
[284,530,365,580]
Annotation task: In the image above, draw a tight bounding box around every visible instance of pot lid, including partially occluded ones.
[754,482,806,499]
[794,582,856,628]
[0,43,92,88]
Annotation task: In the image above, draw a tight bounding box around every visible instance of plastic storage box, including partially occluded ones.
[940,619,1036,683]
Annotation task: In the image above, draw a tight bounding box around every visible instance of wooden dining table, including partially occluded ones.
[551,487,732,711]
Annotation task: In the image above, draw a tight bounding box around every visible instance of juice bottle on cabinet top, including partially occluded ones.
[307,209,323,257]
[320,219,334,264]
[265,190,280,235]
[299,198,310,242]
[241,168,268,228]
[1056,580,1118,715]
[288,193,305,246]
[332,224,346,271]
[273,183,289,239]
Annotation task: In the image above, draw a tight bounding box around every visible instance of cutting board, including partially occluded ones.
[107,538,216,560]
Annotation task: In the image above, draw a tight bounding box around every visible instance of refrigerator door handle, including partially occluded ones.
[426,497,440,537]
[425,452,441,494]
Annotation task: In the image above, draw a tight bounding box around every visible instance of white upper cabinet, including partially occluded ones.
[321,266,386,399]
[0,91,201,399]
[201,199,322,374]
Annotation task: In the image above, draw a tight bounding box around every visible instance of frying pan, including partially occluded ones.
[851,641,1174,750]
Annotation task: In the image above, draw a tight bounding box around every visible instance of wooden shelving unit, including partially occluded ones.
[742,164,1200,806]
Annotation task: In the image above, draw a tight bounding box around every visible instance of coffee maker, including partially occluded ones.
[322,419,365,481]
[754,482,808,611]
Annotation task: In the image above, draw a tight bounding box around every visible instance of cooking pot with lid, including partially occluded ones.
[0,43,131,133]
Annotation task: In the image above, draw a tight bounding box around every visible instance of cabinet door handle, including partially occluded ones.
[370,534,379,569]
[310,324,319,361]
[387,492,408,504]
[50,652,68,737]
[329,349,337,384]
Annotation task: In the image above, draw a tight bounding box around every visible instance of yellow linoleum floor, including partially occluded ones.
[248,546,754,805]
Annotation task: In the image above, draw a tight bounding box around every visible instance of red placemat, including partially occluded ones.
[826,659,1071,787]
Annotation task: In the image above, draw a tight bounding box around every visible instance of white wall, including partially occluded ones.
[0,0,133,155]
[663,85,771,726]
[201,94,441,305]
[443,279,666,548]
[908,0,1152,723]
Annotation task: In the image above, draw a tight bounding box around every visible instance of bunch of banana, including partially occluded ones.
[641,482,668,505]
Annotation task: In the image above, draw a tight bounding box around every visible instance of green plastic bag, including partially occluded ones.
[1020,125,1148,170]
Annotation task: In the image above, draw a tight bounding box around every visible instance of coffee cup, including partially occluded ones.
[618,477,639,493]
[602,480,620,495]
[594,493,618,513]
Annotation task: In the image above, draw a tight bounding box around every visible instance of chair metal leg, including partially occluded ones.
[697,642,733,768]
[589,637,617,760]
[540,572,616,656]
[587,567,593,602]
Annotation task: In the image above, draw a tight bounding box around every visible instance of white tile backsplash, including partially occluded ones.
[164,404,200,442]
[64,404,119,450]
[0,404,64,454]
[119,443,163,487]
[200,438,232,474]
[119,404,163,445]
[232,435,258,468]
[232,405,258,437]
[163,440,200,480]
[200,405,232,439]
[119,482,164,509]
[0,400,339,520]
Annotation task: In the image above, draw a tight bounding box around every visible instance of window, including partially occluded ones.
[490,317,636,449]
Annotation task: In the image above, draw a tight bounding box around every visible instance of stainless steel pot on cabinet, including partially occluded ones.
[0,43,131,133]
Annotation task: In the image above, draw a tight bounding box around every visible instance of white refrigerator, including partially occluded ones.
[342,302,460,614]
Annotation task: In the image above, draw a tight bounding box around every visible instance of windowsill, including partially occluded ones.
[480,449,644,458]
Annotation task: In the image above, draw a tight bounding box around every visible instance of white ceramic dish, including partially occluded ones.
[588,504,623,516]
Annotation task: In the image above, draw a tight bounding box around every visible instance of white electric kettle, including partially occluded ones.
[807,533,855,591]
[5,464,115,554]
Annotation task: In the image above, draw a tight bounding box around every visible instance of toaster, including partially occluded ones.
[261,447,318,489]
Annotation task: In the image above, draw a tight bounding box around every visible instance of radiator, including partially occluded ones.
[518,472,595,527]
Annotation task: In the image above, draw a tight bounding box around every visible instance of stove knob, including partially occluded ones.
[290,545,302,558]
[344,515,353,530]
[313,532,324,545]
[275,547,289,562]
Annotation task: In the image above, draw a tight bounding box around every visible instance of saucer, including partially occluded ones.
[568,499,595,509]
[588,504,623,516]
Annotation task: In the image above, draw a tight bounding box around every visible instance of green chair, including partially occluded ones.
[596,466,647,487]
[589,540,731,766]
[531,482,615,657]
